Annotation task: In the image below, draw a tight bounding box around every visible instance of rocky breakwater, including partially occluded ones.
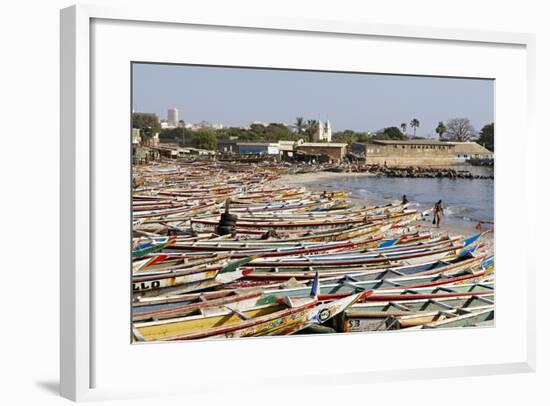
[365,165,493,179]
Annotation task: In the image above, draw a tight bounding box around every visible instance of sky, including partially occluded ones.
[132,63,494,137]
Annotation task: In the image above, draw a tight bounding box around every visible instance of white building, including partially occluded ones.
[132,128,141,145]
[451,142,494,163]
[312,120,332,142]
[167,108,179,127]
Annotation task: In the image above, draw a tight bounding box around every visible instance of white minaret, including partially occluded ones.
[167,108,179,127]
[314,120,332,142]
[313,120,322,142]
[324,120,332,142]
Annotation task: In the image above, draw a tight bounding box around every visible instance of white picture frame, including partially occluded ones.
[60,4,536,402]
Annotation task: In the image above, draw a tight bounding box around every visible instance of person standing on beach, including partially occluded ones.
[433,200,444,228]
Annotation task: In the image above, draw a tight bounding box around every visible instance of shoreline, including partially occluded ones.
[272,171,494,252]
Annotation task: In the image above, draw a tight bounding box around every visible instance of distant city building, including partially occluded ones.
[167,108,179,127]
[312,120,332,142]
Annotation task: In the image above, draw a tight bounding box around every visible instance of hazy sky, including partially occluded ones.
[132,63,494,136]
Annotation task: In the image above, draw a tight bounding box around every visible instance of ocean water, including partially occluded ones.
[319,166,494,226]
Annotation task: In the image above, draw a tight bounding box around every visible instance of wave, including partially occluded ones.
[445,206,471,216]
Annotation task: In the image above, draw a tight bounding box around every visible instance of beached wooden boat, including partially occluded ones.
[133,272,367,341]
[134,290,366,341]
[414,308,494,329]
[246,233,481,269]
[227,222,395,243]
[340,293,494,332]
[132,257,254,297]
[137,257,492,315]
[130,162,495,340]
[190,210,419,232]
[133,252,233,274]
[256,272,493,306]
[132,236,175,258]
[164,231,436,257]
[166,229,432,252]
[133,289,263,322]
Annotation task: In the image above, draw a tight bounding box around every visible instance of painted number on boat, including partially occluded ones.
[132,281,161,291]
[348,319,361,329]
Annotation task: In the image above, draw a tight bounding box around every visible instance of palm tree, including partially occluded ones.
[295,117,306,135]
[410,118,420,137]
[305,120,319,142]
[400,123,407,134]
[435,121,447,139]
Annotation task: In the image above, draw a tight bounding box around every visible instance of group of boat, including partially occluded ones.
[131,161,495,342]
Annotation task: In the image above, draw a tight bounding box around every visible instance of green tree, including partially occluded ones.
[356,133,370,143]
[410,118,420,137]
[400,122,407,134]
[192,129,217,150]
[304,120,319,142]
[249,123,267,138]
[477,122,494,151]
[332,129,358,144]
[132,112,160,142]
[382,126,406,140]
[435,121,447,139]
[159,127,192,145]
[223,127,249,140]
[295,117,306,135]
[264,123,294,141]
[371,133,391,140]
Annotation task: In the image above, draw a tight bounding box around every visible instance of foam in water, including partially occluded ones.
[334,175,494,225]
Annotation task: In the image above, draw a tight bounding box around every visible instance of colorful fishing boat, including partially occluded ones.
[130,161,495,341]
[340,292,494,332]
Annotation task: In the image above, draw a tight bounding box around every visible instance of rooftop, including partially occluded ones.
[299,142,347,148]
[452,142,493,154]
[236,142,279,147]
[364,140,492,154]
[368,139,454,146]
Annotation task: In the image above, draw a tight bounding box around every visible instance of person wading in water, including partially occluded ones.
[433,200,444,228]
